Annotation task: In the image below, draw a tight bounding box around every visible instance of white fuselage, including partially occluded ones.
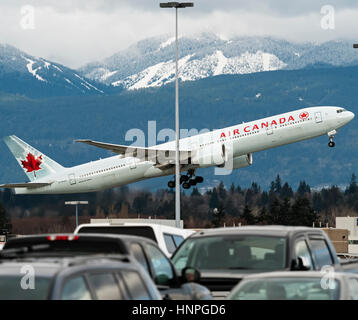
[16,106,354,194]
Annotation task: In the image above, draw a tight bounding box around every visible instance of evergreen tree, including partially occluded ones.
[218,181,227,199]
[251,182,261,194]
[245,189,254,206]
[346,174,358,195]
[191,187,201,197]
[297,181,311,196]
[236,185,243,194]
[279,198,291,225]
[290,197,317,226]
[266,197,282,224]
[242,204,256,225]
[209,188,219,209]
[257,206,268,224]
[274,175,282,194]
[260,191,269,206]
[281,182,294,199]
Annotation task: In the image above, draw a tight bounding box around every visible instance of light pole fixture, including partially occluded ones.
[160,2,194,229]
[65,201,88,229]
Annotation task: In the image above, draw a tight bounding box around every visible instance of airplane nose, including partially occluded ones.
[348,111,355,121]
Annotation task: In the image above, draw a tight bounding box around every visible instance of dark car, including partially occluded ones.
[227,271,358,300]
[171,226,344,298]
[3,233,211,300]
[0,254,162,300]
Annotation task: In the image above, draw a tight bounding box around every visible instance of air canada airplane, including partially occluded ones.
[0,106,354,194]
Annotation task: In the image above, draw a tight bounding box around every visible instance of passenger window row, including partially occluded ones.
[61,270,151,300]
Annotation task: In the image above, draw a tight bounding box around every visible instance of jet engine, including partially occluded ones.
[191,144,226,168]
[230,153,253,169]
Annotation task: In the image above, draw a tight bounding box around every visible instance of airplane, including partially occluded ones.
[0,106,354,194]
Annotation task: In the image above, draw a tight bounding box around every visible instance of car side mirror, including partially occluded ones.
[291,256,310,271]
[181,267,201,283]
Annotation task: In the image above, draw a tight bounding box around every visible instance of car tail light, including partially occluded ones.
[46,235,79,241]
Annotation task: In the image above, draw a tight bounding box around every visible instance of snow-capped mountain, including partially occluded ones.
[0,44,106,97]
[79,33,358,90]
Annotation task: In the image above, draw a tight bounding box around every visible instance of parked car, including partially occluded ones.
[0,254,161,300]
[227,271,358,300]
[3,233,211,300]
[74,222,195,257]
[171,226,358,299]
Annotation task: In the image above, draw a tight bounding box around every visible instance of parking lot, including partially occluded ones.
[1,220,358,301]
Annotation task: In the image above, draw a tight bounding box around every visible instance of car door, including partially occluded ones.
[143,243,178,287]
[293,237,314,270]
[86,272,124,300]
[308,236,335,270]
[60,275,93,300]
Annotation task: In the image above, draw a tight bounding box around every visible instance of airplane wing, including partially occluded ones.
[0,182,53,189]
[76,139,193,168]
[76,139,155,156]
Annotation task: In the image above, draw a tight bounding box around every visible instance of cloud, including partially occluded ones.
[0,1,358,68]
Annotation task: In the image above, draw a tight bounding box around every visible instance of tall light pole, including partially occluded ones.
[65,201,88,229]
[160,2,194,228]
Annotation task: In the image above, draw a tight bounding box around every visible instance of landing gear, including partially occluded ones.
[327,130,337,148]
[167,169,204,189]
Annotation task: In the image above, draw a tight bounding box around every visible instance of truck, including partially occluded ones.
[171,225,358,299]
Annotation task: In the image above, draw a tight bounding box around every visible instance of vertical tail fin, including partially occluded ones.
[4,135,64,182]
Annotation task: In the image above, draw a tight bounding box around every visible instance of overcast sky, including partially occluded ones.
[1,0,358,68]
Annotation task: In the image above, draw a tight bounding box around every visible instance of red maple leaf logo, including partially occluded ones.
[21,153,43,177]
[299,112,309,120]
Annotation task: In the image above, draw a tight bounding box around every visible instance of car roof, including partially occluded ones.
[190,226,322,238]
[0,254,135,277]
[240,271,356,280]
[4,233,130,252]
[76,222,195,235]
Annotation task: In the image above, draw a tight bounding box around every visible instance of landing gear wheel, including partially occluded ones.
[182,182,190,189]
[180,175,189,184]
[195,176,204,183]
[328,140,335,148]
[168,181,175,188]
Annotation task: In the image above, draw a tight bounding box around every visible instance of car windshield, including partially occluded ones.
[230,278,340,300]
[172,235,287,271]
[0,275,52,300]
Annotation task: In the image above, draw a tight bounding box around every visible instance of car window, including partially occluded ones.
[146,244,175,286]
[61,276,92,300]
[120,270,151,300]
[173,235,184,247]
[87,273,122,300]
[348,278,358,300]
[0,275,51,300]
[163,234,177,254]
[309,239,333,269]
[172,236,287,272]
[130,243,149,272]
[230,278,340,300]
[295,239,313,270]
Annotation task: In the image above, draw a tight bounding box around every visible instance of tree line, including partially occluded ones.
[1,174,358,234]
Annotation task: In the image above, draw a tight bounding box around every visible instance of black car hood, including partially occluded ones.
[198,269,271,292]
